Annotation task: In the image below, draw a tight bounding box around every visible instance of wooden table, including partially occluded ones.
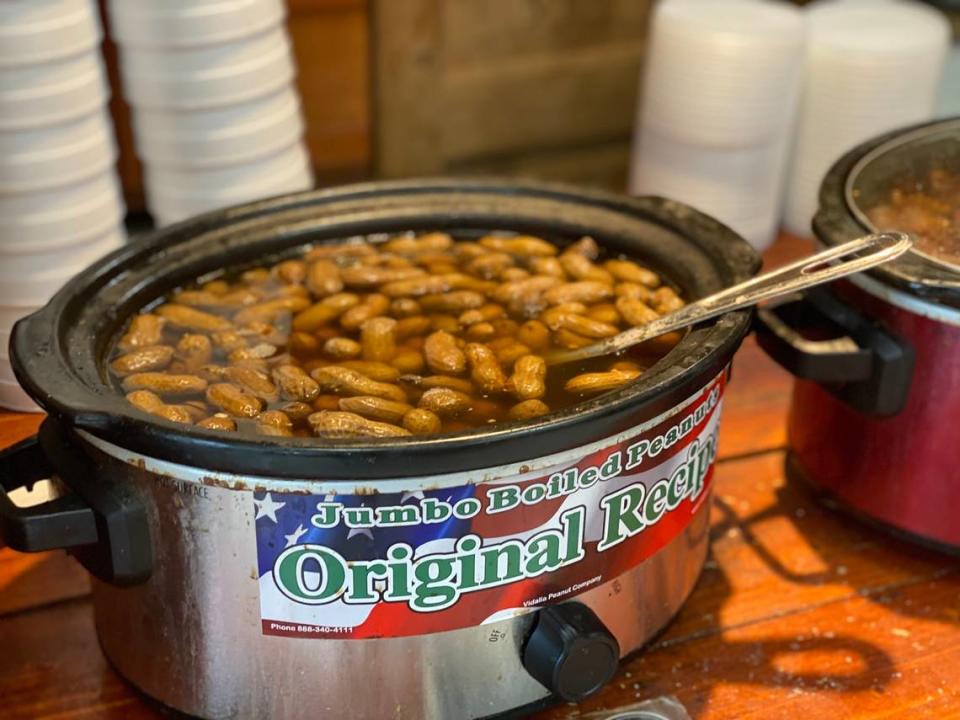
[2,235,959,720]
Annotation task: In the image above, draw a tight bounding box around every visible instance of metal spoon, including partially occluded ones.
[545,231,912,366]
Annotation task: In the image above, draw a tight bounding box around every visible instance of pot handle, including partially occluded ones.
[0,418,152,586]
[0,434,99,552]
[754,288,914,417]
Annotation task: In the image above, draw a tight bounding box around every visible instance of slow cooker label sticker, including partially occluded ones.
[253,374,724,639]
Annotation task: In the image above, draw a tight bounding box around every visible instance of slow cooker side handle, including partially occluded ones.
[0,419,152,586]
[754,288,914,417]
[0,434,99,552]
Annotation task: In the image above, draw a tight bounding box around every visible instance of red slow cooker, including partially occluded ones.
[757,117,960,552]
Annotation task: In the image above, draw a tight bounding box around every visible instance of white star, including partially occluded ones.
[347,527,374,541]
[254,493,286,523]
[400,490,425,504]
[284,523,309,548]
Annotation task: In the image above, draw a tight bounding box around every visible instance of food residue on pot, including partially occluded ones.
[867,168,960,267]
[107,232,686,438]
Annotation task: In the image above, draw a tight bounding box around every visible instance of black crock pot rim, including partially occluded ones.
[11,177,758,480]
[814,115,960,305]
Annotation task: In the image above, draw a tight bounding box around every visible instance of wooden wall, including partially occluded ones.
[371,0,654,190]
[104,0,654,210]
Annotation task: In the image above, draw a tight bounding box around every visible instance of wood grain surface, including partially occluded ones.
[2,235,958,720]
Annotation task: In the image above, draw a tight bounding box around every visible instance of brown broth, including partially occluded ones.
[108,233,685,439]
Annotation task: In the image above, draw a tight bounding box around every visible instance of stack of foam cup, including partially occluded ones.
[106,0,313,226]
[0,0,127,411]
[628,0,806,252]
[783,0,951,236]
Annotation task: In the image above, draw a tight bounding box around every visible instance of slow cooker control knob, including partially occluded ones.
[522,602,620,702]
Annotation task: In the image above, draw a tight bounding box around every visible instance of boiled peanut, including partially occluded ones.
[311,366,407,402]
[465,343,507,393]
[543,281,613,306]
[206,382,263,417]
[272,365,321,402]
[418,387,472,417]
[212,330,248,352]
[465,322,496,341]
[241,268,271,284]
[338,360,402,382]
[306,260,344,296]
[290,331,322,355]
[198,414,237,432]
[466,253,514,279]
[383,232,452,255]
[459,304,504,326]
[202,280,230,295]
[123,372,207,396]
[118,314,167,351]
[517,320,551,351]
[228,342,277,362]
[604,259,660,287]
[293,293,361,332]
[340,265,424,288]
[494,341,531,368]
[530,257,566,278]
[551,313,619,339]
[510,355,547,400]
[126,389,165,414]
[587,303,621,326]
[111,345,174,375]
[154,404,196,424]
[419,291,485,313]
[390,298,422,317]
[312,394,342,411]
[361,316,397,362]
[402,408,442,434]
[479,235,557,256]
[224,366,278,402]
[566,236,600,259]
[508,399,550,420]
[280,401,314,421]
[395,315,432,339]
[391,349,425,374]
[256,410,293,437]
[234,296,311,326]
[306,243,375,260]
[157,304,231,332]
[424,331,466,375]
[553,329,592,349]
[401,375,475,394]
[339,396,413,423]
[430,314,460,334]
[651,286,684,313]
[275,259,307,285]
[615,282,653,302]
[340,294,390,330]
[176,334,213,373]
[380,275,452,297]
[559,252,612,283]
[565,368,641,395]
[309,411,411,438]
[616,297,659,326]
[324,337,362,359]
[492,276,559,305]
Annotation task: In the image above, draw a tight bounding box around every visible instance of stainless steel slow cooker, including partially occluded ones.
[757,118,960,552]
[0,180,757,719]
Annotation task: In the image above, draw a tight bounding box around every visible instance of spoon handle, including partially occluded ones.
[545,231,913,366]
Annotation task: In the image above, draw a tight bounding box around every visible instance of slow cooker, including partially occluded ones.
[0,180,758,719]
[756,118,960,553]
